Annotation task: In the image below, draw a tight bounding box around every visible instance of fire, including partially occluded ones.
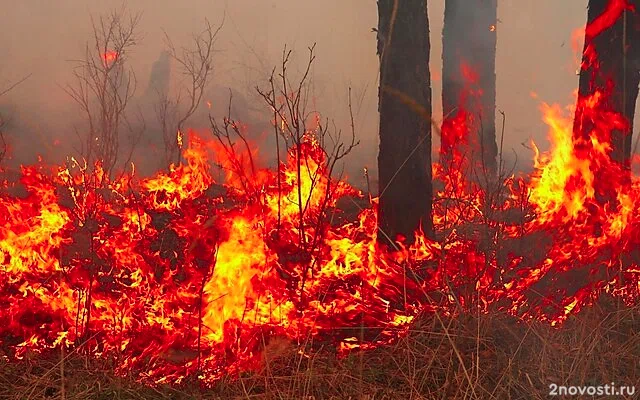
[3,85,638,382]
[0,0,639,387]
[584,0,633,40]
[176,129,184,149]
[101,50,119,67]
[0,127,417,384]
[1,92,639,383]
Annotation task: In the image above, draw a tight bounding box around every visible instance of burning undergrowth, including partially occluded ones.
[0,126,415,385]
[1,87,639,386]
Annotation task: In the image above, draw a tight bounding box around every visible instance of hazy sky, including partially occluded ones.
[0,0,597,181]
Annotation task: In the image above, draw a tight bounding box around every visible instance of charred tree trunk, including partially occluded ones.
[442,0,498,176]
[574,0,640,168]
[376,0,434,243]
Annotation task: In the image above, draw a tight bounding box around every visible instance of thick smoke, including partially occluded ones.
[144,51,172,100]
[0,0,621,185]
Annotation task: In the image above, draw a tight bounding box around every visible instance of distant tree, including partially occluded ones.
[376,0,434,244]
[441,0,498,176]
[144,51,172,100]
[574,0,640,168]
[155,19,222,168]
[64,8,143,179]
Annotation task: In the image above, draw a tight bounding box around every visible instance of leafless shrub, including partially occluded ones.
[210,46,359,244]
[257,45,358,241]
[63,7,143,181]
[156,18,223,168]
[209,93,259,196]
[57,8,145,345]
[210,45,358,305]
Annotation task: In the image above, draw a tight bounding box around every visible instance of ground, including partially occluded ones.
[2,295,638,400]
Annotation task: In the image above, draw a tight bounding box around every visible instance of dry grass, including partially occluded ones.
[2,295,638,400]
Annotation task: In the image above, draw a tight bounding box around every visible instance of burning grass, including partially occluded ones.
[2,297,639,399]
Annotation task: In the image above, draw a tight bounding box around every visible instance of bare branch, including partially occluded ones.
[0,73,32,98]
[255,45,359,297]
[159,16,224,167]
[64,7,142,180]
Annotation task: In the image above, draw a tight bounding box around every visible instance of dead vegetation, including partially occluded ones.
[63,7,145,180]
[156,18,222,168]
[1,296,638,399]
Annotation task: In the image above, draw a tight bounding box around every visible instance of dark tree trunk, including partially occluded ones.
[441,0,498,176]
[376,0,434,243]
[574,0,640,167]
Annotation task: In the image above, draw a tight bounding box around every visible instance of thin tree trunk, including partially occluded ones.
[442,0,498,176]
[377,0,434,244]
[574,0,640,168]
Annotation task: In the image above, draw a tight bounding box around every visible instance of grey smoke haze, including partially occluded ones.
[0,1,605,184]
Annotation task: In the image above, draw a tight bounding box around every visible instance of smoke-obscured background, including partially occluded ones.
[0,1,595,185]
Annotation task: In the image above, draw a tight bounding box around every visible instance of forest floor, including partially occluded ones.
[2,295,638,400]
